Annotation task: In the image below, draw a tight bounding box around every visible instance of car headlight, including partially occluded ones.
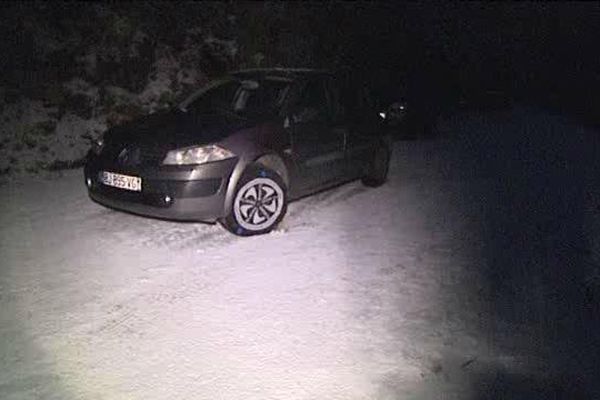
[162,144,235,165]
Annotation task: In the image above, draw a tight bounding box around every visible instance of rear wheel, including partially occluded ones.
[220,164,287,236]
[362,143,391,187]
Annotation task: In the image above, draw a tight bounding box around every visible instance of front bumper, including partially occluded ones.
[84,156,237,222]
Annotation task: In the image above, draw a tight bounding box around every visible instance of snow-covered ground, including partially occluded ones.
[1,107,599,399]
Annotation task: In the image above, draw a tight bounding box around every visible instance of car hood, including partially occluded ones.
[106,109,256,149]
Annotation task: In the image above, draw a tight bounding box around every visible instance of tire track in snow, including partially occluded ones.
[285,181,370,229]
[117,179,372,251]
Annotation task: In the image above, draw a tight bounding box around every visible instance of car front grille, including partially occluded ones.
[101,143,166,167]
[138,146,167,165]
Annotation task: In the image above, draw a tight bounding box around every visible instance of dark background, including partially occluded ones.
[1,2,599,115]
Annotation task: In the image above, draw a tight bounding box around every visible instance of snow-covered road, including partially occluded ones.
[2,108,599,399]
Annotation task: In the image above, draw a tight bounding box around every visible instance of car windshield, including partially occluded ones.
[179,78,291,117]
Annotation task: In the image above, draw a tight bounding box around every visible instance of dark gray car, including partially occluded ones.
[84,68,391,235]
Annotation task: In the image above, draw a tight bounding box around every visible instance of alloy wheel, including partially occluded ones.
[233,177,284,231]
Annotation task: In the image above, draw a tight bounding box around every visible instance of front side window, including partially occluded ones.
[292,78,329,123]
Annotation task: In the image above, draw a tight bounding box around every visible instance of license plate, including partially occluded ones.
[101,171,142,191]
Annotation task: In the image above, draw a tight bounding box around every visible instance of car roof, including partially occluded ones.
[229,68,332,81]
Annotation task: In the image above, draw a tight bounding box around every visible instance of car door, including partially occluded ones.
[288,77,346,193]
[343,83,380,179]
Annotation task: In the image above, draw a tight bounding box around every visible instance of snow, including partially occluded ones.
[0,98,106,178]
[1,108,599,399]
[0,31,224,179]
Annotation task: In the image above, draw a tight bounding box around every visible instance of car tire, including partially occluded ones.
[362,143,391,187]
[220,163,288,236]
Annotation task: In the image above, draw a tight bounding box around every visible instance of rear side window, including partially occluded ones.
[340,81,378,124]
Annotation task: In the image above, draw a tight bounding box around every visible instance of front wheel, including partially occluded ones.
[220,164,288,236]
[362,143,391,187]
